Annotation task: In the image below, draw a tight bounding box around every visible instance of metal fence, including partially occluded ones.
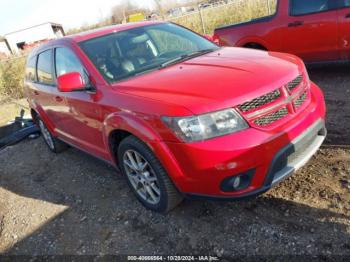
[167,0,277,34]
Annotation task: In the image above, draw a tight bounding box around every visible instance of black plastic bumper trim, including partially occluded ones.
[185,186,270,201]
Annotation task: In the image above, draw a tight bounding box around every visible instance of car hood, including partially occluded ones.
[112,47,304,115]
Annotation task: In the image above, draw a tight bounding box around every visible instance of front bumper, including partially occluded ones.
[186,119,326,200]
[267,119,326,187]
[150,82,326,198]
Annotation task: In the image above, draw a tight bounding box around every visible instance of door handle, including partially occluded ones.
[345,13,350,18]
[55,96,63,102]
[33,90,39,95]
[288,21,304,27]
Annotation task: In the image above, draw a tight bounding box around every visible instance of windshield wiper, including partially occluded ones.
[160,49,216,68]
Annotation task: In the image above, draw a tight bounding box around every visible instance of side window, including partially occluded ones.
[55,47,87,83]
[344,0,350,7]
[25,56,36,82]
[37,50,54,85]
[290,0,329,16]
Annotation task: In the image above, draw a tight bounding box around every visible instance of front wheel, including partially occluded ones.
[118,136,183,213]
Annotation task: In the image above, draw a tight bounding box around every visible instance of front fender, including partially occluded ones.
[102,111,187,191]
[103,111,163,150]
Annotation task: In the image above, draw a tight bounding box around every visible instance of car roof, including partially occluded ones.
[29,21,167,58]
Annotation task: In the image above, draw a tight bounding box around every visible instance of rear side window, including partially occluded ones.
[55,47,87,83]
[25,56,36,82]
[290,0,329,16]
[37,50,54,85]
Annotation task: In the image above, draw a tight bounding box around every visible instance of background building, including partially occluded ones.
[4,22,65,54]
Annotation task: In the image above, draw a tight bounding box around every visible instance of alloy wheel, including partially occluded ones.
[123,149,161,205]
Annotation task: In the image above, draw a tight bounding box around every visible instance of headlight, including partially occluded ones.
[162,109,248,142]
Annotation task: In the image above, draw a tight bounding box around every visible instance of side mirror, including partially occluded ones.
[57,72,86,92]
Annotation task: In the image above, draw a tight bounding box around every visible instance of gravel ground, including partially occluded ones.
[0,62,349,258]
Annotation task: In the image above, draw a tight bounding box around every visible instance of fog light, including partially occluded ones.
[220,169,255,192]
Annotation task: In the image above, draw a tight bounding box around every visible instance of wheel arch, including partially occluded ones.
[108,129,133,164]
[236,37,269,51]
[103,112,187,192]
[103,112,163,165]
[30,106,57,135]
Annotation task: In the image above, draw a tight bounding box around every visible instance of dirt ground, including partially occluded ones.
[0,62,349,258]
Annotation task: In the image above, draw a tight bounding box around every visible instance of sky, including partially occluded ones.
[0,0,157,35]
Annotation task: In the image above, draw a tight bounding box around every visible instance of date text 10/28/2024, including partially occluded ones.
[127,256,220,261]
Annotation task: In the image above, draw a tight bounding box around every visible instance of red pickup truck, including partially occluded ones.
[213,0,350,62]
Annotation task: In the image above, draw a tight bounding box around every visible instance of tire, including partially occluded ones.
[118,136,183,213]
[37,118,69,153]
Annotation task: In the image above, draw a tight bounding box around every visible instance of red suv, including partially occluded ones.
[25,21,326,212]
[214,0,350,62]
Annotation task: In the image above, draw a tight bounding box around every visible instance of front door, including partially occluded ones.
[53,46,107,159]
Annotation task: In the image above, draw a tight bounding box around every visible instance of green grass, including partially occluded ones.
[169,0,277,34]
[0,56,26,99]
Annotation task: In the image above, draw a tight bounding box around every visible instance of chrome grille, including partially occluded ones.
[238,74,307,127]
[254,108,288,126]
[294,91,307,109]
[238,89,281,112]
[287,75,303,92]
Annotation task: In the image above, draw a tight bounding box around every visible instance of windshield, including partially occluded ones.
[79,23,219,83]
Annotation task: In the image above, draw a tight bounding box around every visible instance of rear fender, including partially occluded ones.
[32,104,57,136]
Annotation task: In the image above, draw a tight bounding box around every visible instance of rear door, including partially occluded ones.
[283,0,339,62]
[337,0,350,60]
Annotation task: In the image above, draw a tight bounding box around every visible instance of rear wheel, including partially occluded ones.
[118,136,183,213]
[38,118,68,153]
